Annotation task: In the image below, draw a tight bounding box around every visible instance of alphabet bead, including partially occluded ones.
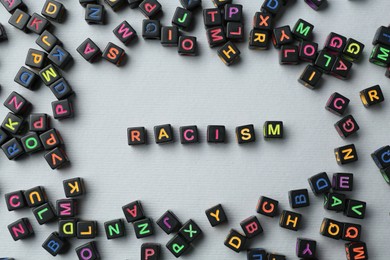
[133,218,154,238]
[224,229,247,253]
[334,144,358,165]
[102,42,126,66]
[226,22,244,41]
[178,36,197,56]
[128,127,147,145]
[52,99,73,120]
[343,38,364,62]
[345,199,366,219]
[21,132,43,153]
[320,218,343,240]
[142,19,161,39]
[325,32,347,54]
[217,41,240,65]
[104,219,126,239]
[264,121,283,139]
[298,65,322,89]
[296,238,316,259]
[48,45,72,69]
[41,0,66,22]
[342,222,362,242]
[332,173,354,191]
[207,125,225,143]
[249,29,270,50]
[178,219,202,243]
[161,26,179,47]
[224,4,242,22]
[272,26,293,49]
[331,56,352,80]
[122,200,145,222]
[113,20,137,45]
[380,167,390,184]
[360,85,384,107]
[104,0,126,11]
[279,210,302,231]
[292,19,314,41]
[58,218,77,238]
[324,192,346,212]
[256,196,279,217]
[372,145,390,169]
[172,7,192,31]
[63,177,85,197]
[39,128,63,150]
[345,242,368,260]
[308,172,331,195]
[44,147,69,169]
[56,199,77,218]
[205,204,228,227]
[179,125,199,144]
[334,115,359,138]
[206,26,226,47]
[369,44,390,67]
[32,202,56,224]
[247,248,267,260]
[253,11,272,30]
[50,78,74,100]
[314,50,337,73]
[75,241,100,260]
[304,0,325,10]
[288,189,310,208]
[24,186,48,207]
[79,0,97,6]
[39,64,61,86]
[203,8,222,27]
[298,41,318,62]
[373,26,390,46]
[77,38,101,63]
[42,232,68,256]
[0,128,8,146]
[1,138,24,160]
[235,124,255,144]
[141,243,161,260]
[85,4,105,24]
[5,190,27,211]
[280,45,299,64]
[26,48,47,69]
[139,0,162,18]
[325,92,350,116]
[154,124,173,144]
[8,9,30,31]
[77,221,98,239]
[2,113,24,135]
[166,234,190,257]
[240,216,263,238]
[156,210,182,234]
[27,13,50,34]
[1,0,24,13]
[14,66,38,90]
[262,0,282,15]
[7,218,34,241]
[4,91,30,115]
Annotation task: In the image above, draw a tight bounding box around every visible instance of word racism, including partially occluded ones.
[127,122,284,145]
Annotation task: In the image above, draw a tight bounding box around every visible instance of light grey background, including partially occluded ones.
[0,0,389,259]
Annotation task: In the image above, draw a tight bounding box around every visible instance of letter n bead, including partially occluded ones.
[4,91,30,115]
[157,210,182,234]
[85,4,105,24]
[133,218,154,238]
[166,234,190,257]
[335,144,358,165]
[42,232,68,256]
[224,229,247,253]
[205,204,228,227]
[345,242,368,260]
[325,92,350,116]
[296,238,317,259]
[75,241,100,260]
[217,41,240,66]
[7,218,34,241]
[240,216,263,238]
[308,172,331,195]
[141,243,161,260]
[104,219,125,239]
[128,127,146,145]
[360,85,385,108]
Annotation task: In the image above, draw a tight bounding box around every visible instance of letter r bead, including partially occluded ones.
[128,127,146,145]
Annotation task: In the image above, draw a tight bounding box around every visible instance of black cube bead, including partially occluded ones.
[85,4,105,24]
[334,115,359,138]
[178,219,202,243]
[334,144,358,165]
[5,190,27,211]
[359,85,385,107]
[236,124,255,144]
[27,13,50,34]
[113,20,137,45]
[122,200,145,222]
[33,202,56,224]
[42,232,68,256]
[156,210,182,234]
[308,172,331,195]
[205,204,228,227]
[8,218,34,241]
[179,125,199,144]
[133,218,154,238]
[289,189,310,208]
[77,38,101,63]
[142,19,161,39]
[325,92,350,116]
[240,216,263,238]
[104,219,125,239]
[298,65,322,89]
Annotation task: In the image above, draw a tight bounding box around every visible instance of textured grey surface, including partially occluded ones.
[0,0,389,259]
